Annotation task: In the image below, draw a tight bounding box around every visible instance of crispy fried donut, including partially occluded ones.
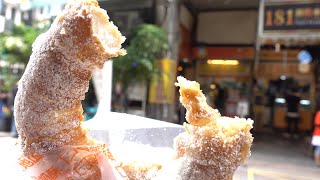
[171,76,253,180]
[14,0,125,156]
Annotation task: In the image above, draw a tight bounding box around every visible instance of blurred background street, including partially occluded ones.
[0,0,320,179]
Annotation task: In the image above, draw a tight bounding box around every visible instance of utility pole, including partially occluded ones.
[149,0,180,123]
[167,0,180,61]
[165,0,179,123]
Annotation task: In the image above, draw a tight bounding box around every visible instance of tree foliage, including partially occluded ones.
[0,24,45,90]
[113,24,168,90]
[0,24,44,65]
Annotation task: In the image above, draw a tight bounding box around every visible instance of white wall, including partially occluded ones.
[197,11,258,44]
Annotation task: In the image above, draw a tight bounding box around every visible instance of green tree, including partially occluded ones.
[0,24,44,90]
[113,24,168,91]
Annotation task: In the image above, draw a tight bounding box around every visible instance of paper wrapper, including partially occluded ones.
[18,144,128,180]
[16,112,185,180]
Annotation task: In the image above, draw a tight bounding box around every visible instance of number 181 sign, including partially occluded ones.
[263,0,320,33]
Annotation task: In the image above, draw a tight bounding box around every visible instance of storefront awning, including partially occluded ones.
[259,34,320,46]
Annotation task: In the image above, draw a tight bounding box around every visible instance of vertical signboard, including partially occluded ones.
[149,58,177,104]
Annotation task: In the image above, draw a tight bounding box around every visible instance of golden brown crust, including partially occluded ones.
[14,0,125,156]
[175,77,221,126]
[172,76,253,180]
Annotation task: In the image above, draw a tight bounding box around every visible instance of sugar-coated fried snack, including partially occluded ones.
[172,76,253,180]
[14,0,125,179]
[15,0,125,156]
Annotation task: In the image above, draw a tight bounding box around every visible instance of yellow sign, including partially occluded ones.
[149,58,177,104]
[197,61,250,76]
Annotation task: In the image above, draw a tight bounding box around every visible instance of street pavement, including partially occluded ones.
[0,132,319,179]
[234,133,319,180]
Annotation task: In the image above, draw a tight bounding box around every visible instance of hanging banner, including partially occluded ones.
[149,58,177,104]
[263,0,320,33]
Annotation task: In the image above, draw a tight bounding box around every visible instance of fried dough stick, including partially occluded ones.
[172,76,253,180]
[15,0,125,156]
[14,0,125,179]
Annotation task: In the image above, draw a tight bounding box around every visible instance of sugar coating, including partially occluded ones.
[169,76,253,180]
[14,0,125,156]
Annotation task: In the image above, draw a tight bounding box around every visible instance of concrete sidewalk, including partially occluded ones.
[0,132,319,179]
[234,133,319,180]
